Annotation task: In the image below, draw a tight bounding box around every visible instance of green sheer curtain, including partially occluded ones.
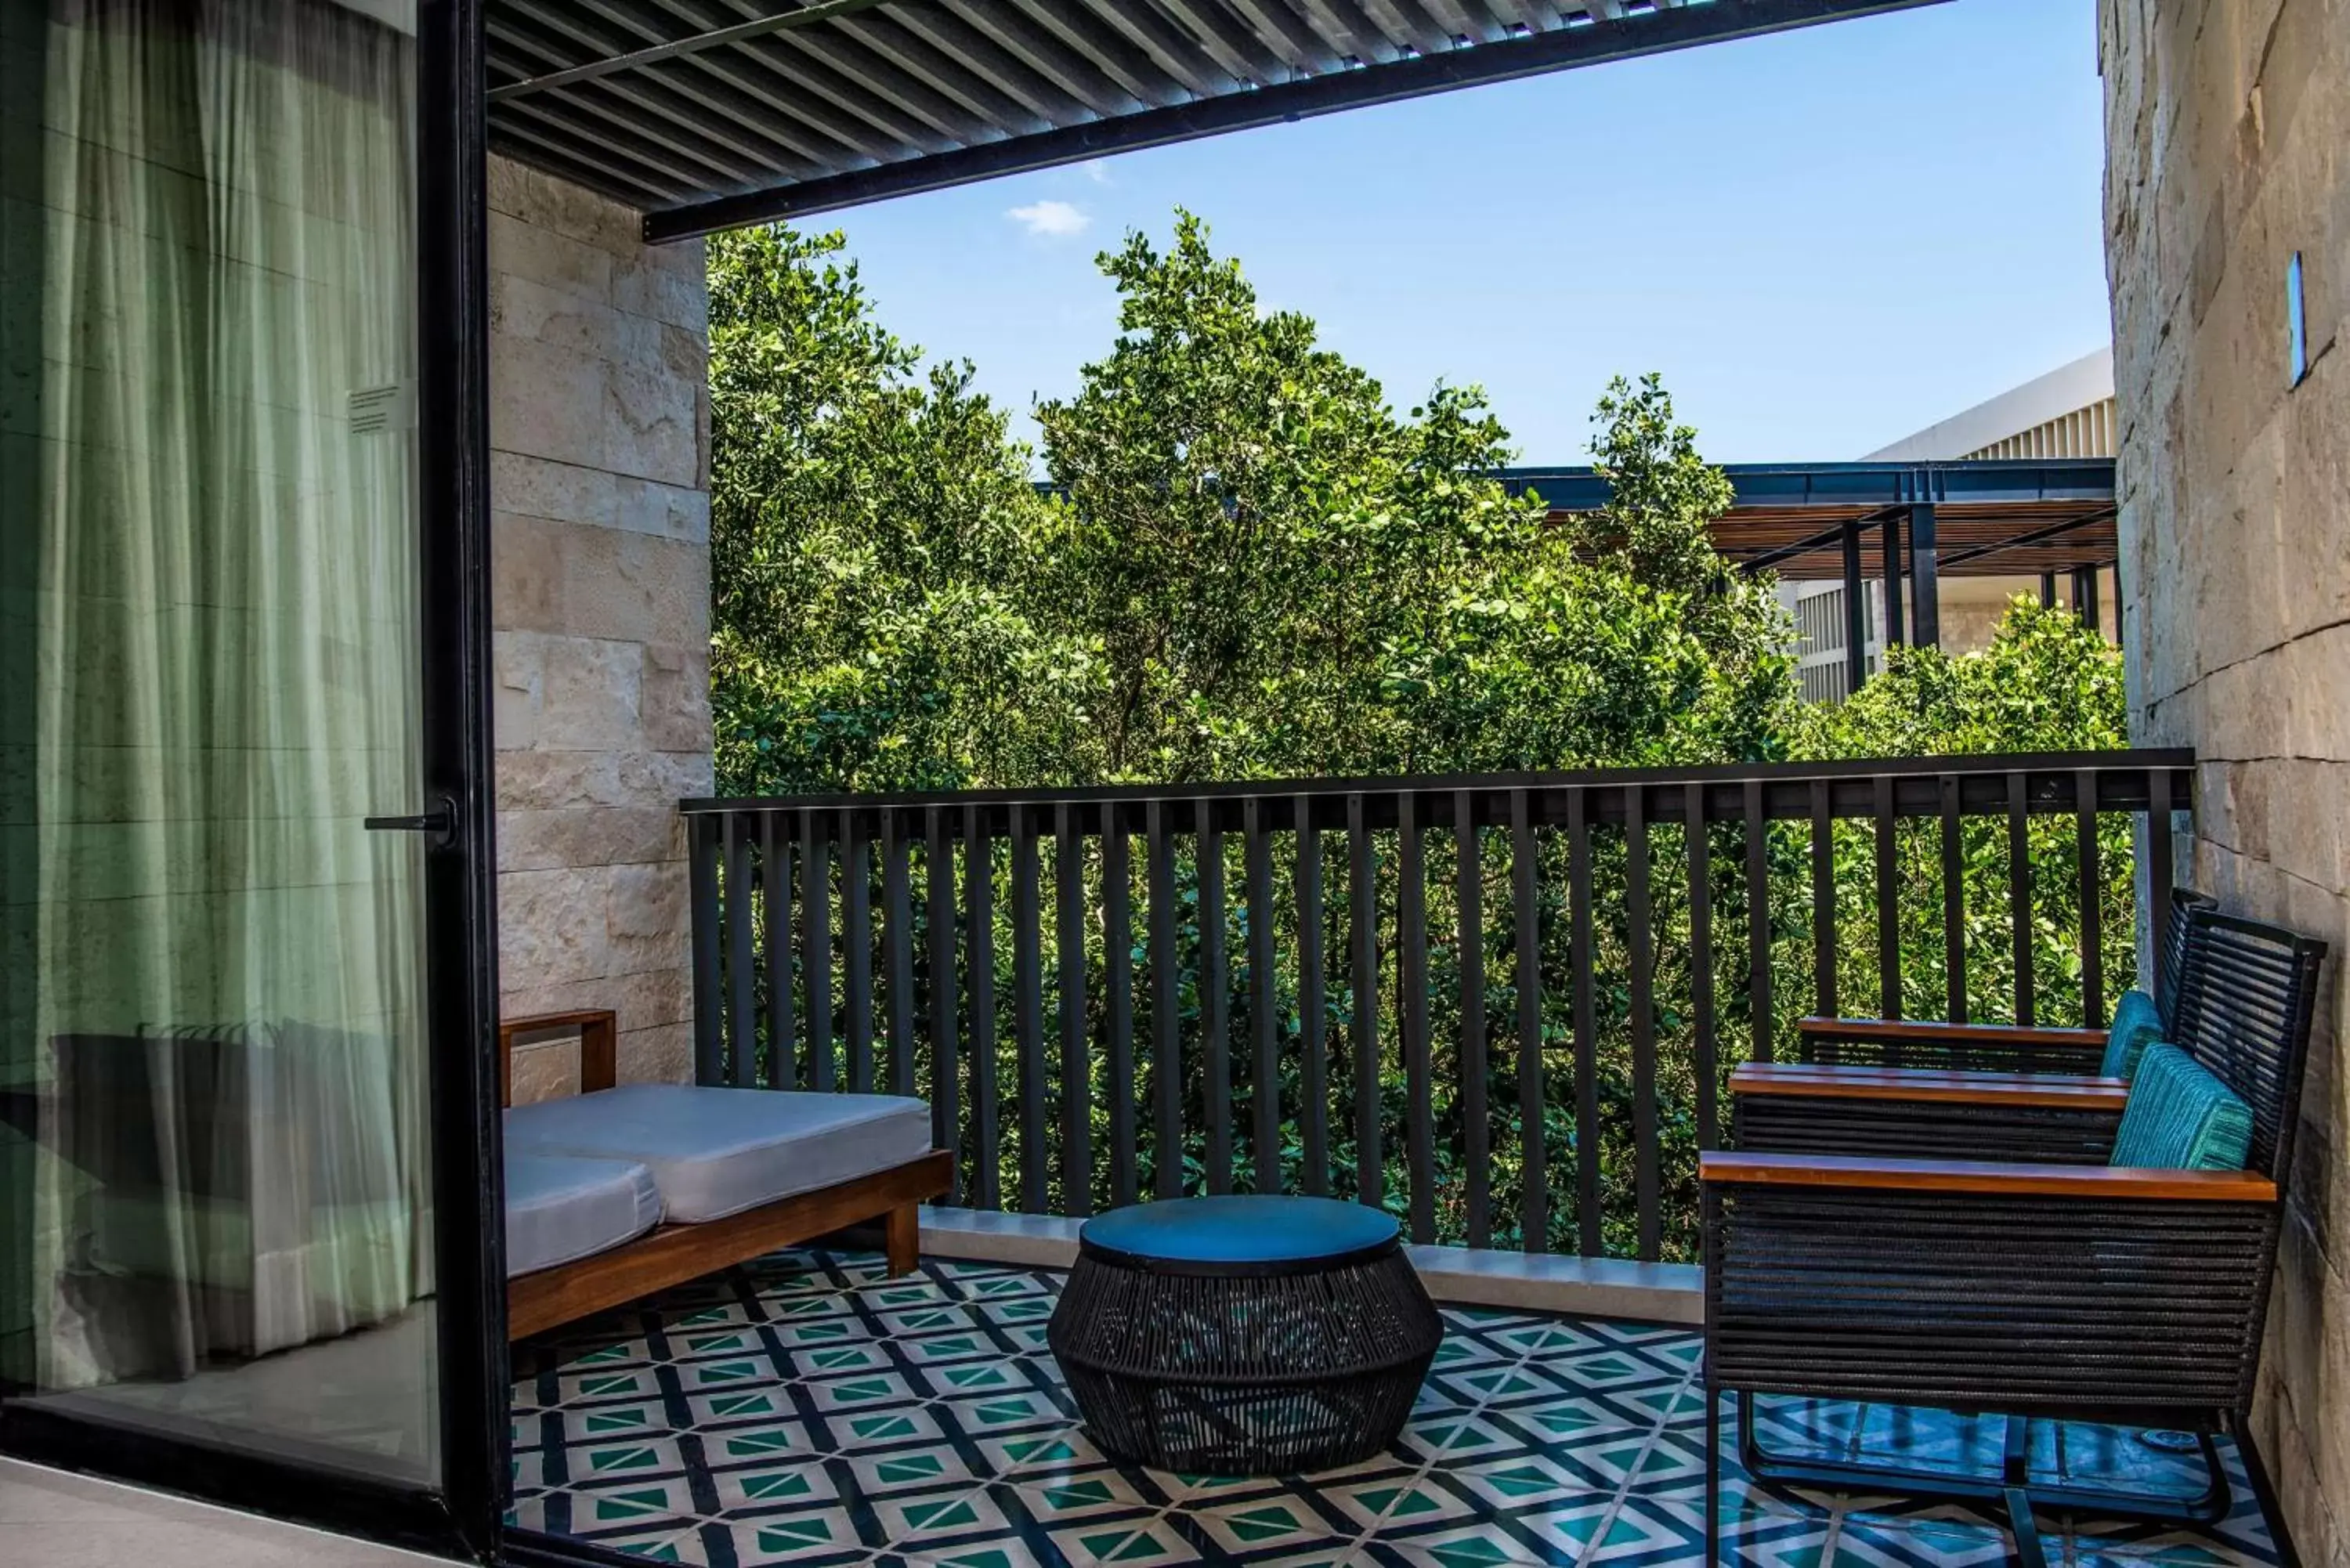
[16,0,428,1392]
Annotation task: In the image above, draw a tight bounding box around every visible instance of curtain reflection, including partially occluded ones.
[4,0,430,1451]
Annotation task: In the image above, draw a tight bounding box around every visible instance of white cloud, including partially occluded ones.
[1080,159,1112,185]
[1007,199,1091,238]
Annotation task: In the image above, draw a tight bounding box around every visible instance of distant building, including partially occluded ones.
[1785,349,2117,701]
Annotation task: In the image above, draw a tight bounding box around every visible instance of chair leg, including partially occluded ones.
[2003,1487,2050,1568]
[884,1201,919,1277]
[1737,1396,2233,1566]
[1705,1384,1722,1567]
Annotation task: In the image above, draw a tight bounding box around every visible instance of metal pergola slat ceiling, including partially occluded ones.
[486,0,1946,241]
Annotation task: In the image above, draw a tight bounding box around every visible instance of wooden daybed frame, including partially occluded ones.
[500,1010,953,1340]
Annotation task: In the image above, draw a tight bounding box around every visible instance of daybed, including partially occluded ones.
[497,1010,952,1339]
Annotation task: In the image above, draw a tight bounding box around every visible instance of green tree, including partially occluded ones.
[710,209,1797,793]
[707,223,1087,796]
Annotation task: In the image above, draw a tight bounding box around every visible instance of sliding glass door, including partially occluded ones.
[1,0,495,1551]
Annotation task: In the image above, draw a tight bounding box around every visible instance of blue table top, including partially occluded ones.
[1079,1195,1400,1266]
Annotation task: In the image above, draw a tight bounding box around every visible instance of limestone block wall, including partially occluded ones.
[2100,1,2348,1559]
[486,155,712,1098]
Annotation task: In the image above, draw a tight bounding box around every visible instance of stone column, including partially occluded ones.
[486,154,712,1097]
[2101,2,2348,1559]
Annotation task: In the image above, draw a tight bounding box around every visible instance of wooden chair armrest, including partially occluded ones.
[1730,1062,2127,1110]
[1798,1017,2108,1047]
[498,1009,619,1107]
[1700,1151,2275,1204]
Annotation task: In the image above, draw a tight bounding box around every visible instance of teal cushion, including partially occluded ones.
[2109,1043,2254,1171]
[2099,988,2167,1079]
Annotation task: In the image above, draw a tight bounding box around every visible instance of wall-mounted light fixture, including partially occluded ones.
[2287,251,2308,387]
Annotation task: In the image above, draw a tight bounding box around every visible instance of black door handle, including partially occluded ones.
[364,799,457,846]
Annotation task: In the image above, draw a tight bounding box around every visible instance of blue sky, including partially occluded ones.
[820,0,2109,466]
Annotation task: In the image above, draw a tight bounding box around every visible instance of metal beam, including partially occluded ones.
[1907,504,1940,650]
[2078,566,2099,632]
[1842,519,1868,696]
[640,0,1949,239]
[1506,457,2113,517]
[490,0,900,103]
[1880,511,1904,648]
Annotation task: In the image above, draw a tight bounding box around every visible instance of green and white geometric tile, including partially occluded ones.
[707,1512,871,1565]
[510,1248,2287,1568]
[707,1455,842,1514]
[559,1401,668,1445]
[1008,1468,1162,1524]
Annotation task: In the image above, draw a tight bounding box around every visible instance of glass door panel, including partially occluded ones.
[2,0,442,1490]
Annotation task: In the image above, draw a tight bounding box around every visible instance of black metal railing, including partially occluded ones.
[682,750,2192,1263]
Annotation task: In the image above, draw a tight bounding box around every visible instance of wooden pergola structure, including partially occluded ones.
[1506,457,2119,691]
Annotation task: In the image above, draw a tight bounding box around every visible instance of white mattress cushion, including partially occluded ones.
[504,1152,663,1277]
[502,1085,933,1224]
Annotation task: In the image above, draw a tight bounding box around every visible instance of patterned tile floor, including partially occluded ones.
[509,1249,2282,1568]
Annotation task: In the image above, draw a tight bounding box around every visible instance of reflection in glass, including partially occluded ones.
[1,0,436,1483]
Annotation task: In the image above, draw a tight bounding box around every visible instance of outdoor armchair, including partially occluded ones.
[1700,903,2326,1568]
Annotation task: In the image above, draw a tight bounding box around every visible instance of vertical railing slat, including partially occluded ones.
[1874,775,1900,1019]
[1941,774,1967,1024]
[1810,779,1835,1018]
[1516,789,1549,1255]
[925,807,958,1198]
[1246,797,1281,1195]
[2008,771,2035,1028]
[690,814,723,1086]
[1148,800,1181,1200]
[1102,812,1136,1207]
[1200,807,1231,1196]
[1456,789,1490,1249]
[1296,799,1329,1198]
[965,805,999,1210]
[725,813,755,1086]
[844,808,873,1093]
[1744,780,1770,1065]
[1055,804,1091,1218]
[2077,770,2104,1028]
[1568,789,1597,1258]
[1399,793,1435,1245]
[759,812,791,1089]
[801,811,833,1091]
[882,808,915,1097]
[1348,793,1380,1209]
[2148,767,2176,1001]
[1686,783,1716,1153]
[1013,804,1047,1214]
[1626,785,1658,1263]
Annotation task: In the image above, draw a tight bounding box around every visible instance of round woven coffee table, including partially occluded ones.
[1047,1195,1443,1476]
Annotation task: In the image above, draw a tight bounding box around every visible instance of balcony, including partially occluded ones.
[5,4,2341,1567]
[485,749,2297,1566]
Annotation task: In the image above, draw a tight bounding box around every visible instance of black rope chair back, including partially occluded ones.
[2155,886,2215,1028]
[2168,905,2327,1186]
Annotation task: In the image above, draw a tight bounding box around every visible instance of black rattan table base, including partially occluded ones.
[1047,1235,1442,1477]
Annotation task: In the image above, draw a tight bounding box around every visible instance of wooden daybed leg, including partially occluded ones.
[885,1202,920,1277]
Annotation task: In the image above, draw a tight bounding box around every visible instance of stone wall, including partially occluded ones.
[486,156,711,1098]
[2100,2,2348,1559]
